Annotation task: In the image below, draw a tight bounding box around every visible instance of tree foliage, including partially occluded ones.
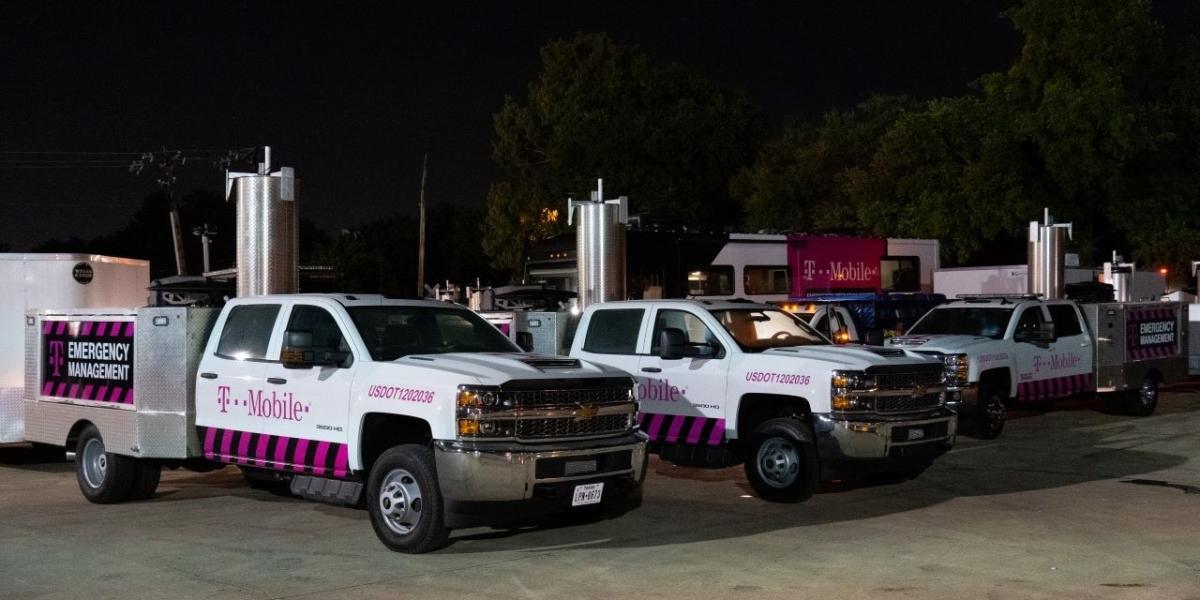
[484,32,766,276]
[739,0,1200,271]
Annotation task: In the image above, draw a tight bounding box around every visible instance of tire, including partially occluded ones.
[74,424,136,504]
[366,445,450,553]
[972,385,1006,440]
[1124,376,1158,417]
[128,461,162,501]
[743,418,817,503]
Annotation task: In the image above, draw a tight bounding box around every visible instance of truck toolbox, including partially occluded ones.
[24,307,219,458]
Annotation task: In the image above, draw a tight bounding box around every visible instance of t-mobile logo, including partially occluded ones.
[803,260,816,281]
[48,341,65,377]
[217,385,231,413]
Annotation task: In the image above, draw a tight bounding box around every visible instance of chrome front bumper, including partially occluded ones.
[944,384,979,414]
[432,432,647,502]
[813,408,957,468]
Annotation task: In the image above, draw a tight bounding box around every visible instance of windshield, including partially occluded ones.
[907,307,1014,339]
[709,308,830,352]
[348,306,519,360]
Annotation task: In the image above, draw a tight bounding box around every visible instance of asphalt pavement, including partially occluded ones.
[2,391,1199,599]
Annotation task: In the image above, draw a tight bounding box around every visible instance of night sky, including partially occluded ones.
[1,1,1191,252]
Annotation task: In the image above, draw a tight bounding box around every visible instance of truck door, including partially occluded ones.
[260,302,357,477]
[195,302,282,463]
[1046,303,1094,395]
[1013,304,1088,401]
[637,308,729,445]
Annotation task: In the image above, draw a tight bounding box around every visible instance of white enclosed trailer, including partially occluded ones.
[0,254,148,443]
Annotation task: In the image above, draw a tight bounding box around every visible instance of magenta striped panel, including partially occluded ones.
[1017,372,1094,401]
[199,426,352,479]
[639,413,726,446]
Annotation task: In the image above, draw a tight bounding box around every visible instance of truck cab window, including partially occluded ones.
[651,310,719,355]
[687,266,734,296]
[287,305,350,353]
[710,308,827,351]
[1015,307,1044,337]
[1047,305,1083,337]
[582,309,645,354]
[348,306,518,360]
[216,304,281,360]
[744,266,790,295]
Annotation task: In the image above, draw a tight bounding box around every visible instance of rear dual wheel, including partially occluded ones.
[75,424,160,504]
[1123,376,1159,417]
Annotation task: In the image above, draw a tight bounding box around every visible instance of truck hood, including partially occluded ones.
[760,345,940,370]
[392,352,627,386]
[887,334,996,354]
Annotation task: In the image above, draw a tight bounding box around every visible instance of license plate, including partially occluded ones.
[571,482,604,507]
[907,428,926,441]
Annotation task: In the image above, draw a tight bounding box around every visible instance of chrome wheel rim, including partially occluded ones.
[985,395,1006,433]
[378,468,423,535]
[81,438,107,489]
[1139,379,1157,408]
[756,437,800,489]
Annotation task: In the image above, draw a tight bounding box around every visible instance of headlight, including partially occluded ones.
[942,354,969,388]
[831,370,876,412]
[456,385,514,438]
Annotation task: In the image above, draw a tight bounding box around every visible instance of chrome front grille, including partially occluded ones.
[516,413,632,440]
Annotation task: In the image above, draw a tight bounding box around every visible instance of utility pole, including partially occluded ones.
[417,153,428,297]
[192,223,217,274]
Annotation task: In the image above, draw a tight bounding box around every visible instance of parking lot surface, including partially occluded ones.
[2,391,1199,600]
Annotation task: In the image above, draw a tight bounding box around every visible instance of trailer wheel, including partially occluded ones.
[75,424,136,504]
[1124,376,1159,417]
[128,461,162,501]
[973,386,1006,440]
[743,418,817,503]
[366,445,450,553]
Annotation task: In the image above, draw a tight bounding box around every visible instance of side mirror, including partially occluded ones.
[516,331,534,352]
[281,329,349,369]
[658,328,687,360]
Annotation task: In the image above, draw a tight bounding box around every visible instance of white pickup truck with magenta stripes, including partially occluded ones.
[570,299,955,502]
[888,296,1187,440]
[24,294,646,553]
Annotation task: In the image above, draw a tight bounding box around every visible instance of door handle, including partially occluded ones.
[267,377,287,385]
[199,372,218,380]
[641,367,662,373]
[1080,342,1089,347]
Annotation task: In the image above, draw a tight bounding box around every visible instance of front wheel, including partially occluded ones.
[743,418,817,503]
[75,424,136,504]
[366,445,450,553]
[1124,376,1158,417]
[971,387,1006,440]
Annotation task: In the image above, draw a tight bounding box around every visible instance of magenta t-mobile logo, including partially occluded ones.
[217,385,231,413]
[48,341,65,377]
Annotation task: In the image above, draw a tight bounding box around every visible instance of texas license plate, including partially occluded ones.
[907,428,926,441]
[571,482,604,507]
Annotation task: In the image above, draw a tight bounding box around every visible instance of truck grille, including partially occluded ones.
[517,413,632,440]
[510,387,631,408]
[876,394,944,413]
[873,370,944,388]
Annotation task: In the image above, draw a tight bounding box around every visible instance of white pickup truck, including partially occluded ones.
[889,296,1187,439]
[24,294,646,552]
[569,299,955,502]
